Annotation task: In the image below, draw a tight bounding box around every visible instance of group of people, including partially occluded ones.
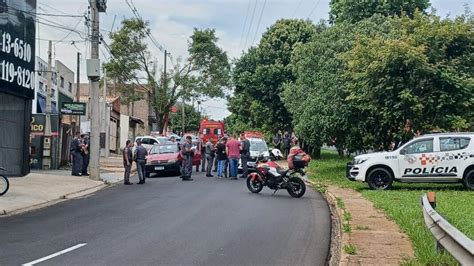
[70,131,90,176]
[272,131,298,158]
[184,134,251,181]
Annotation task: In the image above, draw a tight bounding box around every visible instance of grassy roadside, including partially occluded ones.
[308,150,474,265]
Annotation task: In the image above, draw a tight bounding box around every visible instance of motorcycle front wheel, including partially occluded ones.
[246,176,263,193]
[287,177,306,198]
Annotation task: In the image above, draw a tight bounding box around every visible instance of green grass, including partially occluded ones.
[309,150,474,265]
[344,244,357,255]
[343,223,352,233]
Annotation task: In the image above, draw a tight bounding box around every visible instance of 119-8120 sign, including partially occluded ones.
[1,32,35,90]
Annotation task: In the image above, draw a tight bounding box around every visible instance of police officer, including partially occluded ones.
[123,140,134,185]
[205,138,216,177]
[81,134,90,176]
[70,131,83,176]
[181,135,194,181]
[134,140,148,184]
[240,134,251,178]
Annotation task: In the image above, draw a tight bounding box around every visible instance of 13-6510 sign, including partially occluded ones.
[0,0,37,99]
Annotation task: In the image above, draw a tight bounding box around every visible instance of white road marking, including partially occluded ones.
[22,243,87,266]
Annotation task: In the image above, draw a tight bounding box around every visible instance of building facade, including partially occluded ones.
[0,0,37,176]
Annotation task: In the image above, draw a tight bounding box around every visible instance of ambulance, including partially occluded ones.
[346,133,474,190]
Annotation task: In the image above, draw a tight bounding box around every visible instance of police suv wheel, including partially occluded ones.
[367,168,393,190]
[462,169,474,190]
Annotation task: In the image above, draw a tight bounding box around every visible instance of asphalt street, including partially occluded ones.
[0,171,331,266]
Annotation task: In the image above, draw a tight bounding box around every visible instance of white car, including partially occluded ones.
[346,133,474,190]
[135,136,167,151]
[238,138,270,173]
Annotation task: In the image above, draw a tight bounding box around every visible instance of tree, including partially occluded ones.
[104,18,230,133]
[228,19,317,134]
[329,0,430,24]
[343,12,474,149]
[169,104,202,133]
[283,16,395,156]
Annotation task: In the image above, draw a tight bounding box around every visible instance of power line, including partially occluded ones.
[307,0,322,19]
[252,0,267,46]
[7,4,86,18]
[244,0,258,49]
[238,0,252,50]
[292,0,304,17]
[125,0,176,68]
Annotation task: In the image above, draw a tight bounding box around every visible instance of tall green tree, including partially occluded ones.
[104,18,230,133]
[229,19,317,133]
[329,0,430,24]
[169,104,202,133]
[343,12,474,149]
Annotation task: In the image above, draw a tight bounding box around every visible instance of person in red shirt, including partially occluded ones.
[226,135,241,180]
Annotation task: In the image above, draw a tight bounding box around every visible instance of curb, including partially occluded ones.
[306,179,342,266]
[0,183,108,217]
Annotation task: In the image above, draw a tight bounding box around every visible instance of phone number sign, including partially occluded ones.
[0,0,37,99]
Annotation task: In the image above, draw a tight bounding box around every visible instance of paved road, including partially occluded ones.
[0,172,331,266]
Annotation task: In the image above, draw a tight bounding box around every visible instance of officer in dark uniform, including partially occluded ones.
[81,134,90,176]
[181,136,194,181]
[70,131,83,176]
[134,140,148,184]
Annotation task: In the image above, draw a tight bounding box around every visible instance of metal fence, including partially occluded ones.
[421,193,474,265]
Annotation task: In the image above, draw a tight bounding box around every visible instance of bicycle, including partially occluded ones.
[0,167,9,196]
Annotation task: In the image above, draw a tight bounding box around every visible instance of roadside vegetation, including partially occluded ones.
[309,150,474,265]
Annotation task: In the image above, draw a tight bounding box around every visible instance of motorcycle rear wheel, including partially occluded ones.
[246,176,263,193]
[287,177,306,198]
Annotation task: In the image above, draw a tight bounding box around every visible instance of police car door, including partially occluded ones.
[398,138,436,180]
[436,136,471,179]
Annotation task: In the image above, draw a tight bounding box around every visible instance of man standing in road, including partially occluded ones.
[123,140,134,185]
[205,138,215,177]
[181,135,194,181]
[240,134,251,178]
[200,138,206,172]
[134,140,148,184]
[70,131,83,176]
[226,135,241,180]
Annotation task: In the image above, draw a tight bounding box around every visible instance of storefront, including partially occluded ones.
[0,0,37,176]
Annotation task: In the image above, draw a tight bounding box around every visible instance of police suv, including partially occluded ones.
[346,133,474,190]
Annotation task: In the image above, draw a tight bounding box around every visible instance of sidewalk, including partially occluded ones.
[0,156,128,217]
[325,185,414,265]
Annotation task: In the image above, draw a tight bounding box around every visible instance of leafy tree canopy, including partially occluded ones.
[329,0,430,24]
[104,18,230,133]
[229,19,317,133]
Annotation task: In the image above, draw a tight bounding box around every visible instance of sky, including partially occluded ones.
[35,0,471,120]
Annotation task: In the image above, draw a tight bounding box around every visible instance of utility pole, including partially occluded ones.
[161,50,168,133]
[182,97,185,134]
[88,0,106,181]
[76,52,81,134]
[43,40,53,169]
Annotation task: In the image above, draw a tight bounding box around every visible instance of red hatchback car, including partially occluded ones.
[145,143,181,177]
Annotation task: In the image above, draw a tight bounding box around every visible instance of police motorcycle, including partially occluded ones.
[246,154,309,198]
